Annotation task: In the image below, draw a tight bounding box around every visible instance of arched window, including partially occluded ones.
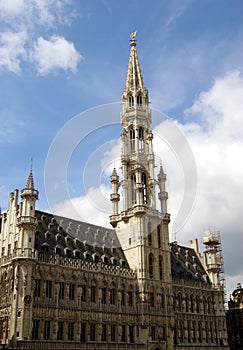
[137,94,142,106]
[142,172,147,204]
[131,173,136,205]
[129,95,134,107]
[130,127,135,152]
[159,255,163,280]
[148,253,154,278]
[138,127,144,151]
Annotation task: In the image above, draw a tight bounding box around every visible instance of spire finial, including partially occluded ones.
[30,156,33,170]
[130,30,137,46]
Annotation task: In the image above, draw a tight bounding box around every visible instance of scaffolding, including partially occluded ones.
[203,229,227,308]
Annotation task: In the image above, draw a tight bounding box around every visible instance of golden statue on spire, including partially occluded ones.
[130,31,137,40]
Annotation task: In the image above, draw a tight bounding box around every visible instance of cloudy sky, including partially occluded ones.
[0,0,242,296]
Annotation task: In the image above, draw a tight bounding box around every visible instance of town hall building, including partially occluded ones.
[0,34,228,349]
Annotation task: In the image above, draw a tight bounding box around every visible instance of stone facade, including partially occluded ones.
[0,34,228,349]
[227,283,243,349]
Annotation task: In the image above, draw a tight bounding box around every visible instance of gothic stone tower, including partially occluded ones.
[110,33,174,348]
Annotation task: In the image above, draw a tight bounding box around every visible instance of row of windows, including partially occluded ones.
[173,293,213,314]
[147,224,162,248]
[34,279,165,309]
[35,280,135,307]
[32,321,135,343]
[174,320,218,345]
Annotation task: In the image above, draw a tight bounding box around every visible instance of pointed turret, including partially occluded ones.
[18,167,38,228]
[21,168,38,200]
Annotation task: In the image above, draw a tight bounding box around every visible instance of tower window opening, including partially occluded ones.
[157,225,161,248]
[130,127,135,152]
[159,255,163,280]
[142,172,147,204]
[131,173,136,205]
[138,127,144,151]
[149,253,154,278]
[137,94,142,107]
[129,95,134,107]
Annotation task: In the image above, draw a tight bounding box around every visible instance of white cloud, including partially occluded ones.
[31,35,83,76]
[53,185,111,229]
[0,0,81,75]
[0,31,27,74]
[0,0,74,29]
[177,70,243,294]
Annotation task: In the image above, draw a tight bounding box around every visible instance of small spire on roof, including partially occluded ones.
[26,168,35,190]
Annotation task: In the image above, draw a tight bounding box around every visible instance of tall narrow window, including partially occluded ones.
[131,173,136,204]
[151,326,156,341]
[129,326,134,343]
[69,283,75,300]
[101,288,107,304]
[149,292,155,307]
[121,325,126,342]
[130,127,135,152]
[137,94,142,106]
[101,324,107,341]
[57,322,64,340]
[128,291,133,307]
[59,282,65,299]
[90,286,96,303]
[81,284,86,302]
[121,290,125,306]
[110,288,115,305]
[157,225,161,248]
[142,172,147,204]
[159,255,163,280]
[129,95,134,107]
[149,253,154,278]
[34,279,41,297]
[32,320,39,340]
[44,321,51,340]
[46,280,52,298]
[68,322,74,341]
[90,324,96,341]
[111,324,116,342]
[138,127,144,150]
[80,323,86,342]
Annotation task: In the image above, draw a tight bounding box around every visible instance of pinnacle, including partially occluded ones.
[26,169,35,190]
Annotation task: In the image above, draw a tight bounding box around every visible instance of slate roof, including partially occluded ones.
[170,241,209,283]
[34,210,209,283]
[34,210,129,268]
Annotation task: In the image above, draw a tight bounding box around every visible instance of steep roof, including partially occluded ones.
[34,210,129,268]
[170,241,209,283]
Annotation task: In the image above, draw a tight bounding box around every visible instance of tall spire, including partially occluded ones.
[122,32,148,106]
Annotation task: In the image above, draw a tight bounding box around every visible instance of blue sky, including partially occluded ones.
[0,0,243,294]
